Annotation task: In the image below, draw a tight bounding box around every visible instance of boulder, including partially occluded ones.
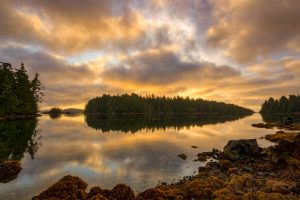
[110,184,135,200]
[177,154,187,160]
[197,153,208,162]
[252,123,275,129]
[32,175,88,200]
[136,188,167,200]
[0,160,22,183]
[223,139,259,160]
[87,187,106,199]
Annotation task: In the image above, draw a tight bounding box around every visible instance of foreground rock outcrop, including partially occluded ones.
[223,139,259,161]
[0,160,22,183]
[31,124,300,200]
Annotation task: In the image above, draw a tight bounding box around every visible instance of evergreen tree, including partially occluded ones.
[260,95,300,113]
[0,62,44,115]
[0,63,19,113]
[278,96,288,113]
[14,63,36,113]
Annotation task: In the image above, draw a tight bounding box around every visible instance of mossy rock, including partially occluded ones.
[0,160,22,183]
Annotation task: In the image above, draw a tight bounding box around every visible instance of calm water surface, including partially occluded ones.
[0,113,279,200]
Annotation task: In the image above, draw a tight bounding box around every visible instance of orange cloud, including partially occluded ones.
[0,0,147,54]
[207,0,300,63]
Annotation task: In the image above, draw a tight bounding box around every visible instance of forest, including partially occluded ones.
[85,93,254,114]
[260,95,300,113]
[0,62,43,115]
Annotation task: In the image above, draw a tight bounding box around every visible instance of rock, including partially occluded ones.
[191,145,198,148]
[266,180,293,195]
[202,151,213,157]
[276,130,285,134]
[223,139,259,160]
[212,148,221,154]
[252,122,275,129]
[227,168,239,175]
[177,154,187,160]
[136,188,167,200]
[242,166,253,172]
[245,191,287,200]
[110,184,135,200]
[227,174,253,194]
[288,123,300,131]
[265,132,299,143]
[181,176,224,199]
[137,186,183,200]
[87,187,106,199]
[89,194,108,200]
[205,161,220,170]
[219,160,231,170]
[198,166,206,172]
[0,160,22,183]
[290,181,300,194]
[253,163,273,172]
[32,175,88,200]
[197,153,208,162]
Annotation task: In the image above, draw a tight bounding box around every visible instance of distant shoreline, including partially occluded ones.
[84,112,252,115]
[0,114,41,120]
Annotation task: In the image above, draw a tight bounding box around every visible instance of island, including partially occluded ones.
[85,93,254,115]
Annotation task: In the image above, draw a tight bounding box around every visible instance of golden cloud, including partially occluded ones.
[207,0,300,63]
[0,0,147,54]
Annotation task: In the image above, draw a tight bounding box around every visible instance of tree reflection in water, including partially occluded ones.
[85,113,252,133]
[0,118,41,163]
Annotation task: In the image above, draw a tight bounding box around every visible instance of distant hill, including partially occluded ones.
[85,93,254,115]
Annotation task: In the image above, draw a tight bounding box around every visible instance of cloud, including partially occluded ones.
[1,0,300,110]
[207,0,300,63]
[0,0,147,54]
[0,45,128,108]
[103,48,240,86]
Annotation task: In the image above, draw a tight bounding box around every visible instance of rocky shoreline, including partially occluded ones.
[1,121,299,199]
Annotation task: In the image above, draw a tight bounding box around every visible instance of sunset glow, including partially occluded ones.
[1,0,300,111]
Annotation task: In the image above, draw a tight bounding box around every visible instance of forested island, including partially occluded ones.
[85,94,254,115]
[0,62,43,118]
[260,95,300,114]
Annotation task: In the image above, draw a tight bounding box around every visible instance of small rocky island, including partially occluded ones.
[26,121,300,200]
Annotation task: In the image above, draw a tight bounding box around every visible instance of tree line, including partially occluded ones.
[85,93,254,115]
[260,95,300,113]
[0,62,44,115]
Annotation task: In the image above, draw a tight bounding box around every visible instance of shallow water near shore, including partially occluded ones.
[0,113,290,200]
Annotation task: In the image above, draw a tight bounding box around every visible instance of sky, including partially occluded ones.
[1,0,300,111]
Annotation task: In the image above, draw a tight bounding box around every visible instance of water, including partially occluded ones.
[0,113,278,200]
